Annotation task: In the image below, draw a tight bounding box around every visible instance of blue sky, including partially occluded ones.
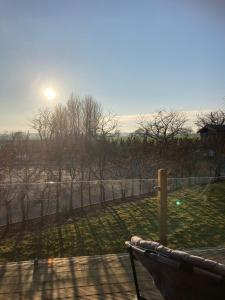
[0,0,225,131]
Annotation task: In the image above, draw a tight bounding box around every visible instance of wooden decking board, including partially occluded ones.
[0,249,224,299]
[0,270,143,287]
[0,275,152,293]
[0,287,160,300]
[0,256,130,273]
[0,262,132,276]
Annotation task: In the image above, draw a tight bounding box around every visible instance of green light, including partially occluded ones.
[176,200,182,206]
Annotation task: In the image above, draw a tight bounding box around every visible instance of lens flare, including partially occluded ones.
[176,200,182,206]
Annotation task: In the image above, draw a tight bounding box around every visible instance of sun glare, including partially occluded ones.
[44,87,56,100]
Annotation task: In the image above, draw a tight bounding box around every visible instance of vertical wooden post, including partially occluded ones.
[158,169,168,245]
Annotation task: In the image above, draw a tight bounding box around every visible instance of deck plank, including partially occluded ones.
[0,248,224,299]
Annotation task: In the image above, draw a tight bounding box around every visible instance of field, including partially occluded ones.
[0,181,225,262]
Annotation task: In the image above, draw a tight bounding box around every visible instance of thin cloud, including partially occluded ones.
[116,109,213,133]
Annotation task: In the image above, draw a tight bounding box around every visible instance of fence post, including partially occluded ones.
[158,169,168,245]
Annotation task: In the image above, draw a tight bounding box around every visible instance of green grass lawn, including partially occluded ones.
[0,181,225,262]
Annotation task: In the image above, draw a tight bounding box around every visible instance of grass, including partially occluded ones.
[0,181,225,262]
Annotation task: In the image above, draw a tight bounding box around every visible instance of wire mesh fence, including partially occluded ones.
[0,175,224,227]
[0,178,158,226]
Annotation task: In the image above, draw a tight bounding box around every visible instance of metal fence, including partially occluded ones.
[0,175,223,226]
[0,178,157,225]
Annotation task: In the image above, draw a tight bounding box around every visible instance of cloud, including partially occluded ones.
[116,109,213,133]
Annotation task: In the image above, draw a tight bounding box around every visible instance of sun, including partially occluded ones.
[44,87,56,100]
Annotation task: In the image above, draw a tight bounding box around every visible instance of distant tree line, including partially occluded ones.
[0,94,225,186]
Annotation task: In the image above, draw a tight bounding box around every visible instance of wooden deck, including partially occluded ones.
[0,248,225,299]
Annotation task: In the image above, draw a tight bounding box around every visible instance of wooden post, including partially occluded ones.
[158,169,168,245]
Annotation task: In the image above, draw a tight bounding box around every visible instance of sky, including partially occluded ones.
[0,0,225,132]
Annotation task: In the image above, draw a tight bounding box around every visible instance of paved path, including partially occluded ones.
[0,248,225,299]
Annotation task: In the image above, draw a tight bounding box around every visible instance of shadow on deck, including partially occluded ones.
[0,248,225,299]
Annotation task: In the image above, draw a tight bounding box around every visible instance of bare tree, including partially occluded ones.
[137,111,188,143]
[82,96,102,137]
[195,110,225,129]
[66,94,82,137]
[30,108,54,141]
[97,113,118,139]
